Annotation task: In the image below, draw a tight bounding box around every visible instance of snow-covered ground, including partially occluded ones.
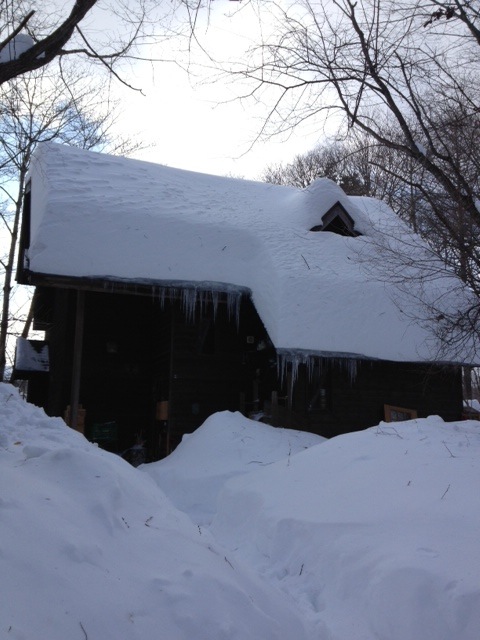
[1,383,479,639]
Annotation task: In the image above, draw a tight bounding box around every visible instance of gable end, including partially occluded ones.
[310,201,360,237]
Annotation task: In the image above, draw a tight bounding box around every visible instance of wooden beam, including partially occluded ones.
[70,290,85,432]
[22,271,251,303]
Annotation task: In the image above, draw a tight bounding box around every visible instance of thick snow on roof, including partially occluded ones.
[14,338,49,373]
[26,143,476,363]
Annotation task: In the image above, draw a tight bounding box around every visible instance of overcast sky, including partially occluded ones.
[112,1,325,179]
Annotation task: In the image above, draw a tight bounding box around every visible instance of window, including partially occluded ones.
[310,201,360,237]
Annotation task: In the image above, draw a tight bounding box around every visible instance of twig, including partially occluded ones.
[299,563,304,575]
[441,484,451,500]
[300,254,311,270]
[75,26,144,94]
[145,516,153,527]
[79,621,88,640]
[442,441,456,458]
[224,556,234,570]
[375,426,402,437]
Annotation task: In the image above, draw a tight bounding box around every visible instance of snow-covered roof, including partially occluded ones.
[25,143,477,364]
[14,338,49,374]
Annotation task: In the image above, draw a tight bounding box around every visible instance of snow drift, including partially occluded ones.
[143,411,324,525]
[2,384,479,640]
[0,384,311,640]
[24,143,478,363]
[208,418,480,640]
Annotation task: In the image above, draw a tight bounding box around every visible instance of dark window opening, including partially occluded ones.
[310,201,360,237]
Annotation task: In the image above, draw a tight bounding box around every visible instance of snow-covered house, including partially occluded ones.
[16,143,476,458]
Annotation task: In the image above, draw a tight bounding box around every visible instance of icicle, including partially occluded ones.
[97,278,250,326]
[330,356,359,383]
[226,289,243,325]
[211,290,220,320]
[344,357,358,383]
[276,349,364,387]
[157,286,166,309]
[306,355,315,381]
[175,284,246,325]
[276,350,312,389]
[181,287,198,322]
[198,289,206,318]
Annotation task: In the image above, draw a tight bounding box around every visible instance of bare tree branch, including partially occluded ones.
[0,1,210,86]
[0,1,97,84]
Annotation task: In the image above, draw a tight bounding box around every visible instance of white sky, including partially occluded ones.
[111,1,326,179]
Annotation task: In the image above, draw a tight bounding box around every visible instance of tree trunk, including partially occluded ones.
[0,169,26,381]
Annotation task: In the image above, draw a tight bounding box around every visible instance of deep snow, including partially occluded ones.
[1,383,479,639]
[25,143,477,363]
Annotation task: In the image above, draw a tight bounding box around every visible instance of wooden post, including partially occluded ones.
[287,370,293,426]
[271,390,279,425]
[166,303,175,454]
[70,290,85,432]
[463,366,473,400]
[252,378,259,413]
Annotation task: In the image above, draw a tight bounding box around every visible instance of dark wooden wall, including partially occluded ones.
[167,303,245,449]
[282,359,463,437]
[30,285,464,459]
[33,287,267,459]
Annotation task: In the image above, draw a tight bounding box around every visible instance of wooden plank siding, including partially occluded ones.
[29,287,265,458]
[25,285,463,461]
[284,359,463,438]
[167,301,248,450]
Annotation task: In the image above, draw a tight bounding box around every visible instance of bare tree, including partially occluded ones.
[238,0,480,354]
[0,0,206,86]
[236,0,480,223]
[0,62,140,380]
[263,143,352,189]
[261,138,374,194]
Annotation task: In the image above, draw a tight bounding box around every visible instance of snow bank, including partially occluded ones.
[209,417,480,640]
[0,385,311,640]
[3,384,479,640]
[143,411,324,525]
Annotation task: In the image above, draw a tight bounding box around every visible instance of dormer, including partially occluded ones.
[310,201,360,237]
